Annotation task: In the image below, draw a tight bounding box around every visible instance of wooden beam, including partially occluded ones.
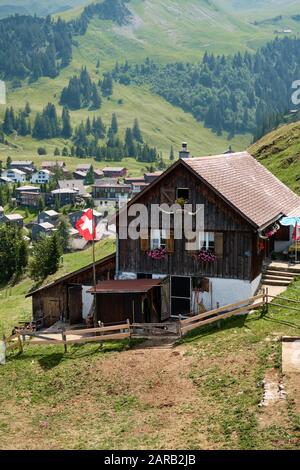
[180,295,263,326]
[181,303,264,335]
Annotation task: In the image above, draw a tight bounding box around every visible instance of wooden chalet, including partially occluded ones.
[90,147,300,323]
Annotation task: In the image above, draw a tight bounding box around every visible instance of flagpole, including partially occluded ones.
[92,211,97,325]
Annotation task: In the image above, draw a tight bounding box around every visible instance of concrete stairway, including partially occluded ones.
[262,262,300,287]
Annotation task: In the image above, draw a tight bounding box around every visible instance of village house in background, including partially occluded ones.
[92,181,132,207]
[31,169,53,184]
[2,168,26,183]
[38,210,60,225]
[32,222,56,241]
[58,180,88,197]
[0,175,12,185]
[0,213,24,227]
[10,161,35,175]
[16,186,40,207]
[103,167,127,178]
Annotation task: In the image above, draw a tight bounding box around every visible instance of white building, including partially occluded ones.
[0,80,6,105]
[31,169,53,184]
[3,169,26,183]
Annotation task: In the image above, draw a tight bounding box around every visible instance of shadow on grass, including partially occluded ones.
[262,315,300,330]
[38,352,64,370]
[7,339,135,366]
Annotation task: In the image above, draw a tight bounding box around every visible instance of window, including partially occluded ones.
[201,232,215,251]
[176,188,190,201]
[150,229,167,250]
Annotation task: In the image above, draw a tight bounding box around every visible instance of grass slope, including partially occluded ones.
[0,281,299,449]
[0,237,115,336]
[249,120,300,195]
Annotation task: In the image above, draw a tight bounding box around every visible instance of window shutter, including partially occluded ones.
[166,231,174,254]
[161,188,175,204]
[140,230,149,252]
[215,232,223,257]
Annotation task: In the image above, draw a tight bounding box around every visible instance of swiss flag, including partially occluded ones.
[293,223,300,241]
[76,209,96,241]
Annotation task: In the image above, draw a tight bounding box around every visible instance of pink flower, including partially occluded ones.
[197,250,217,263]
[147,248,167,260]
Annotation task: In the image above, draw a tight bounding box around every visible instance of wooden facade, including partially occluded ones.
[119,164,263,282]
[28,254,116,328]
[95,288,161,325]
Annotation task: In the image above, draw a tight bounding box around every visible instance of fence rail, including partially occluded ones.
[4,321,131,353]
[3,293,269,354]
[180,294,265,336]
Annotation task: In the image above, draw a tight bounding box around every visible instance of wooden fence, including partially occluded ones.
[4,321,131,354]
[179,294,265,336]
[4,293,269,354]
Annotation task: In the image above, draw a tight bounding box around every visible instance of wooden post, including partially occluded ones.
[266,287,269,314]
[132,300,135,325]
[177,320,182,338]
[62,328,67,353]
[178,315,183,338]
[216,302,221,329]
[17,334,23,354]
[127,319,131,340]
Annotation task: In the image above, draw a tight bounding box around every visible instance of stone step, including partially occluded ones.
[264,273,294,282]
[262,279,291,286]
[265,270,295,279]
[268,264,300,274]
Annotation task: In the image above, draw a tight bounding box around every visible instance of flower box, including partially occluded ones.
[147,248,167,260]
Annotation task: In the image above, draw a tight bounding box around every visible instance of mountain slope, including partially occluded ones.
[249,120,300,195]
[0,0,87,18]
[2,0,300,165]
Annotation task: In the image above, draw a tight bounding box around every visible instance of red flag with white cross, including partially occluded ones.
[75,209,96,241]
[293,222,300,241]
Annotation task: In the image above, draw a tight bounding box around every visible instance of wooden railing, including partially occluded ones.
[4,321,131,353]
[3,293,269,355]
[179,294,265,336]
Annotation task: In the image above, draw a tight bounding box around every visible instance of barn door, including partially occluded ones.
[68,285,83,325]
[43,298,60,328]
[161,277,171,321]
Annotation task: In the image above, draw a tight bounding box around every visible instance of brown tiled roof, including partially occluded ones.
[184,152,300,228]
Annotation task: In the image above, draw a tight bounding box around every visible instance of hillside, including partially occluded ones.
[2,0,300,164]
[1,281,299,450]
[0,0,86,18]
[1,1,300,169]
[249,119,300,195]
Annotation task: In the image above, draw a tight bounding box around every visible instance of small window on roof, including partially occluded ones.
[176,188,190,202]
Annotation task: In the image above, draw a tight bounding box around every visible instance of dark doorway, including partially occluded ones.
[68,285,83,325]
[171,276,191,317]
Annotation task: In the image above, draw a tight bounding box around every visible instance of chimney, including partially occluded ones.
[179,142,190,159]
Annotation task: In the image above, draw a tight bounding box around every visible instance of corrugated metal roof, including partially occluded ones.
[88,279,161,294]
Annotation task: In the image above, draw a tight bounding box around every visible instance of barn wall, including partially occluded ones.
[31,255,116,326]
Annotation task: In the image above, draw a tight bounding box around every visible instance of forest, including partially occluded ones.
[0,15,72,81]
[112,37,300,139]
[0,103,162,164]
[0,0,131,82]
